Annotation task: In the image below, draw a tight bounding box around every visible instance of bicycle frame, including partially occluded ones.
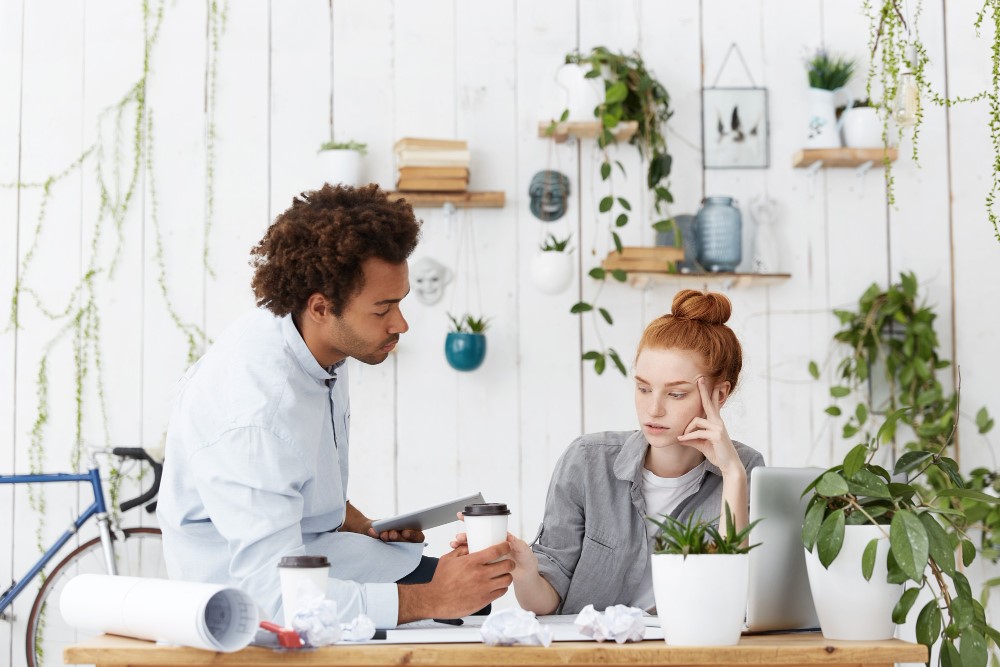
[0,465,117,617]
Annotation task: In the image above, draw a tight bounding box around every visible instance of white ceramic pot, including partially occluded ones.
[555,63,603,122]
[805,87,842,149]
[531,251,574,294]
[652,553,749,646]
[841,107,883,148]
[804,524,902,640]
[319,149,362,187]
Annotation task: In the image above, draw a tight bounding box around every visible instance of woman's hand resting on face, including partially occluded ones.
[676,376,743,476]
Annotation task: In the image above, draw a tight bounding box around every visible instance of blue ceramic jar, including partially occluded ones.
[694,196,742,272]
[445,332,487,372]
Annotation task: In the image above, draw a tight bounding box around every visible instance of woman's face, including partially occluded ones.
[633,347,713,449]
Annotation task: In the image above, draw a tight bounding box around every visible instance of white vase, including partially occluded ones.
[652,553,749,646]
[531,251,574,294]
[805,87,842,149]
[319,149,362,187]
[841,107,883,148]
[555,63,603,122]
[804,524,902,640]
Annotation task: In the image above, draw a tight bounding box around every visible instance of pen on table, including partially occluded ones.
[433,618,464,626]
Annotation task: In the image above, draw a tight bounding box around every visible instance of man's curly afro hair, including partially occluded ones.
[250,184,421,317]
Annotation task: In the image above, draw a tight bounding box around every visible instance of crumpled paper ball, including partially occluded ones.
[292,598,343,647]
[574,604,645,643]
[340,613,377,642]
[481,607,553,647]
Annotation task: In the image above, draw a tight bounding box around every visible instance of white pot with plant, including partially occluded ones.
[804,50,855,149]
[318,140,366,187]
[840,99,883,148]
[649,505,760,646]
[531,233,574,295]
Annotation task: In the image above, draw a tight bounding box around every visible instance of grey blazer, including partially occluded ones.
[531,430,764,614]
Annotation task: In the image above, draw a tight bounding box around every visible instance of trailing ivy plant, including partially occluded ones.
[808,271,998,573]
[864,0,999,239]
[548,47,674,376]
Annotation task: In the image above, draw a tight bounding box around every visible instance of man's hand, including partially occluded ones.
[342,502,425,543]
[397,542,514,623]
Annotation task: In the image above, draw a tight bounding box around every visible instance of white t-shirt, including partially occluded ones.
[629,461,708,611]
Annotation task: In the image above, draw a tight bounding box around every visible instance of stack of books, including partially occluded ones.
[394,138,470,192]
[602,247,685,273]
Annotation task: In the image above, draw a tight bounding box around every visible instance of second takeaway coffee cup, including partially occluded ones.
[277,555,330,626]
[462,503,511,554]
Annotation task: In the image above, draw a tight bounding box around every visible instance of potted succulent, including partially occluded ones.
[444,313,489,372]
[649,505,760,646]
[531,233,574,295]
[840,98,883,148]
[318,139,367,187]
[804,50,855,149]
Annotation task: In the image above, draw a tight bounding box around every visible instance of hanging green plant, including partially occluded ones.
[548,46,674,376]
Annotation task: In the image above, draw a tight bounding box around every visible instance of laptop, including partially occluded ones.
[744,466,823,633]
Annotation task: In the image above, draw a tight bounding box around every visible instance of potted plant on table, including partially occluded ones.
[531,233,574,295]
[649,505,760,646]
[444,313,489,372]
[804,49,855,149]
[318,139,367,187]
[840,98,883,148]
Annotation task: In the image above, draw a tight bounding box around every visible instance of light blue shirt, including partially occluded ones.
[157,309,422,628]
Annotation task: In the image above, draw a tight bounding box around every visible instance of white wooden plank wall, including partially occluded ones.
[2,2,999,664]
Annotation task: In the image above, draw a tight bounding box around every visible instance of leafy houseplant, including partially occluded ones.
[532,234,574,296]
[539,233,571,252]
[648,505,761,646]
[318,139,367,188]
[805,50,856,149]
[549,46,674,376]
[444,313,489,372]
[807,49,856,91]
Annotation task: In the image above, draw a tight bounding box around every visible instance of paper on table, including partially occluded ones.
[60,574,259,652]
[378,615,664,644]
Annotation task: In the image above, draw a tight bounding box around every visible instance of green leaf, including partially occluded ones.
[962,539,976,567]
[589,267,607,280]
[611,269,627,282]
[915,599,942,648]
[559,109,570,122]
[808,361,820,379]
[950,596,975,632]
[608,348,627,376]
[960,628,987,667]
[615,160,625,176]
[802,499,825,551]
[976,407,994,434]
[582,351,602,361]
[855,403,868,425]
[861,538,878,581]
[890,509,930,582]
[816,471,850,497]
[615,213,628,227]
[954,571,974,600]
[843,444,868,479]
[600,161,611,181]
[935,489,1000,504]
[940,639,961,667]
[816,509,846,568]
[570,302,594,314]
[598,307,613,325]
[894,451,933,476]
[848,468,891,499]
[824,406,842,416]
[594,354,606,375]
[599,196,613,213]
[892,587,921,624]
[617,197,631,211]
[612,232,623,253]
[830,386,851,398]
[919,512,955,577]
[604,81,628,104]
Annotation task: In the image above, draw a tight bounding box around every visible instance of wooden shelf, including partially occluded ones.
[792,148,898,168]
[615,271,791,290]
[387,191,505,208]
[537,120,638,143]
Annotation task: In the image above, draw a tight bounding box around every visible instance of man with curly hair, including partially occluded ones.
[158,184,513,629]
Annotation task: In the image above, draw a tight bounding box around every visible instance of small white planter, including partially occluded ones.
[805,87,842,149]
[841,107,883,148]
[531,251,574,294]
[319,149,362,187]
[652,553,749,646]
[804,524,902,640]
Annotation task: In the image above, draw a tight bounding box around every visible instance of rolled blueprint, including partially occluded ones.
[60,574,258,652]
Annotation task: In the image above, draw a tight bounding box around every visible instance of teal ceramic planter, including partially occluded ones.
[445,332,487,372]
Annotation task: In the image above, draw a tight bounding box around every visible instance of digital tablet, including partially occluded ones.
[370,492,485,533]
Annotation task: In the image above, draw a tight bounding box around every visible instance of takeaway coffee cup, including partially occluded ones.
[277,555,330,626]
[462,503,511,554]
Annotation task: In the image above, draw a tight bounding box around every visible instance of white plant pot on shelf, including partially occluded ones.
[841,107,883,148]
[804,87,843,149]
[804,524,901,640]
[319,149,362,187]
[555,63,603,122]
[652,553,749,646]
[531,251,574,294]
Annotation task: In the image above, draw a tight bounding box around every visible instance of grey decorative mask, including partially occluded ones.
[411,257,452,306]
[528,170,570,222]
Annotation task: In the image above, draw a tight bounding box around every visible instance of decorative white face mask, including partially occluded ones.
[411,257,453,306]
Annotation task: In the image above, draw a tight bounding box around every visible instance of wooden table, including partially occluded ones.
[66,632,927,667]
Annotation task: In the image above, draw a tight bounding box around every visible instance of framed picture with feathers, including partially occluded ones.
[702,87,769,169]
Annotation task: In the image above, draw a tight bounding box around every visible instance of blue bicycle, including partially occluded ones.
[0,447,166,667]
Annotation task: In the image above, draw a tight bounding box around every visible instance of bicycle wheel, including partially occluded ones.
[25,527,165,667]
